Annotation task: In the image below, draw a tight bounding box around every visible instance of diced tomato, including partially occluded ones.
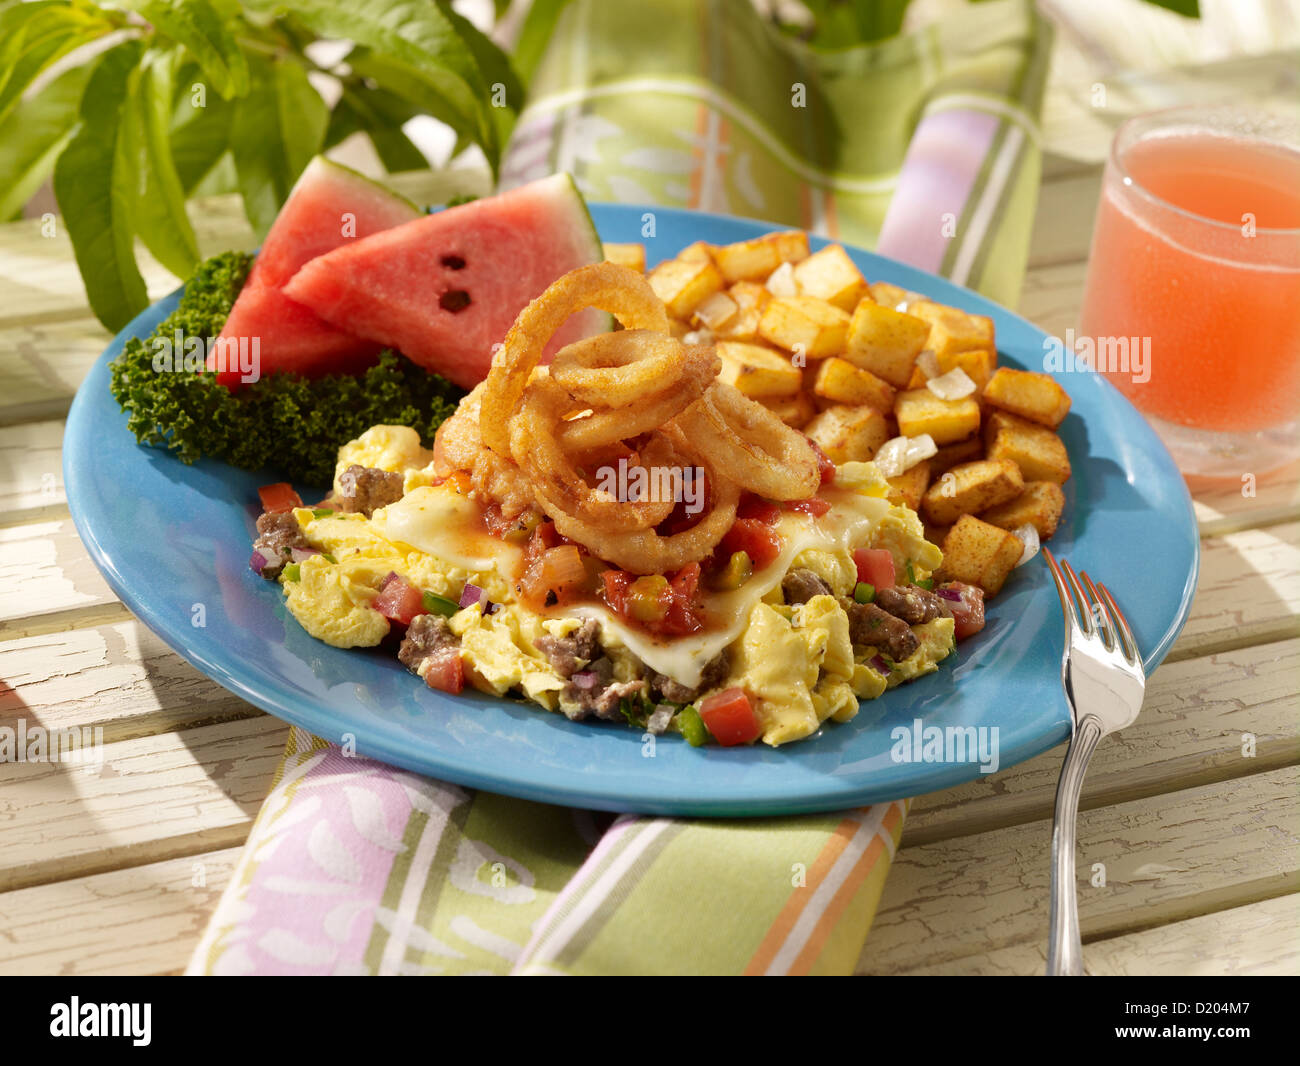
[785,497,831,518]
[721,519,783,569]
[853,548,895,590]
[258,482,302,513]
[806,437,835,486]
[600,564,703,636]
[736,494,781,525]
[698,687,761,746]
[601,569,633,613]
[424,650,464,694]
[941,581,986,641]
[373,572,426,626]
[670,561,700,599]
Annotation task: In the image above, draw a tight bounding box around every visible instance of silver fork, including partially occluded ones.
[1042,548,1147,976]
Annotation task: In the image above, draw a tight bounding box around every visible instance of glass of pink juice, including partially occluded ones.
[1077,105,1300,478]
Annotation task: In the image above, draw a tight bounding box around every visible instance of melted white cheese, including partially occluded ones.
[371,485,524,576]
[558,489,892,688]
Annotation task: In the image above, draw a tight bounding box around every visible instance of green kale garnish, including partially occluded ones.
[108,251,464,487]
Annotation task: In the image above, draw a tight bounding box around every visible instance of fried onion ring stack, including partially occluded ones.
[478,262,822,574]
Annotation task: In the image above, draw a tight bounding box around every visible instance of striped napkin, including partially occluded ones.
[187,0,1049,977]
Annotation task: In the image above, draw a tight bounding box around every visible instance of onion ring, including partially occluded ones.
[670,383,820,500]
[554,344,719,452]
[480,263,670,456]
[510,379,677,532]
[551,330,686,407]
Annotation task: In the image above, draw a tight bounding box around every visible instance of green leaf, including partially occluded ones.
[1139,0,1200,16]
[512,0,572,87]
[114,0,250,99]
[230,52,327,236]
[437,0,521,154]
[0,1,112,124]
[246,0,502,172]
[327,83,427,174]
[0,58,90,221]
[53,39,149,332]
[125,49,200,277]
[168,77,234,193]
[345,46,477,147]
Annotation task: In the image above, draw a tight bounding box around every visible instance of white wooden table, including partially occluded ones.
[0,149,1296,975]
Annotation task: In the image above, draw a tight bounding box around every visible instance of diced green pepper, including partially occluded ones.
[676,705,709,747]
[311,508,334,519]
[905,560,916,585]
[917,577,934,590]
[422,591,459,616]
[854,581,875,604]
[282,563,301,582]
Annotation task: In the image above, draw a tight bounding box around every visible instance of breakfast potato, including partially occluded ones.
[712,231,808,283]
[649,256,724,319]
[812,356,896,412]
[984,409,1071,483]
[908,300,995,359]
[759,390,817,429]
[804,404,891,464]
[868,281,908,309]
[758,296,850,359]
[980,481,1067,539]
[792,244,866,311]
[983,367,1071,428]
[717,281,770,341]
[894,387,981,444]
[717,340,801,398]
[677,240,716,264]
[928,434,984,475]
[938,514,1024,597]
[843,300,931,387]
[691,290,739,332]
[924,521,951,548]
[921,458,1024,526]
[886,460,931,511]
[906,347,997,392]
[603,242,645,272]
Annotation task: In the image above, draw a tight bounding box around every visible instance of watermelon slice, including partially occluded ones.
[282,173,608,390]
[209,157,420,387]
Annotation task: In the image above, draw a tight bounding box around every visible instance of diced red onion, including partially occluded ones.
[290,547,319,563]
[870,654,891,674]
[571,670,599,690]
[934,586,963,602]
[1012,523,1040,566]
[459,584,483,608]
[873,434,936,479]
[249,550,269,575]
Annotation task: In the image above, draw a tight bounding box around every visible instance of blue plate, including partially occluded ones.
[64,205,1199,816]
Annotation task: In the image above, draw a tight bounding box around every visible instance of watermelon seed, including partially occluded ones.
[440,290,472,312]
[440,255,466,270]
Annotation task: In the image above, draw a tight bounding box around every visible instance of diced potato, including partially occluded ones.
[983,367,1072,428]
[792,244,866,311]
[804,405,891,464]
[759,390,816,429]
[921,458,1024,526]
[713,238,780,284]
[886,460,931,511]
[691,290,739,332]
[811,356,895,412]
[868,281,906,308]
[929,434,984,475]
[757,297,850,359]
[980,481,1067,540]
[984,410,1071,483]
[603,243,646,272]
[668,319,690,340]
[717,340,801,399]
[843,299,930,387]
[924,522,951,548]
[938,515,1024,597]
[770,230,810,264]
[717,281,770,341]
[908,300,995,359]
[648,256,724,319]
[894,387,981,445]
[905,347,996,391]
[677,240,716,264]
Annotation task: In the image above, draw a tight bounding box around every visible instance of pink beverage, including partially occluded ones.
[1077,106,1300,477]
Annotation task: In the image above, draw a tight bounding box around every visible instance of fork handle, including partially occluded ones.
[1046,713,1104,976]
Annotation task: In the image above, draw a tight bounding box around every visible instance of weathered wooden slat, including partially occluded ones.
[0,419,66,519]
[907,638,1300,845]
[894,893,1300,976]
[0,317,111,426]
[0,715,287,893]
[1027,169,1101,269]
[1192,462,1300,537]
[0,518,127,640]
[857,767,1300,975]
[0,618,263,743]
[0,848,239,976]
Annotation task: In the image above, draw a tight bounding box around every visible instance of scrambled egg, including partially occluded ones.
[274,428,955,747]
